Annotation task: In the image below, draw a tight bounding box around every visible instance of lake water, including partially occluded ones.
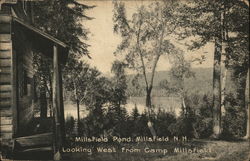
[64,97,182,119]
[127,97,182,116]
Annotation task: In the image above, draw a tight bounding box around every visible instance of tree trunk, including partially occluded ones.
[40,84,48,118]
[182,97,187,115]
[146,86,152,108]
[212,36,222,138]
[221,5,229,118]
[49,75,53,117]
[221,64,227,117]
[220,25,228,119]
[244,68,249,139]
[74,82,80,135]
[242,0,249,139]
[145,86,156,137]
[225,66,248,139]
[235,68,248,138]
[76,99,80,136]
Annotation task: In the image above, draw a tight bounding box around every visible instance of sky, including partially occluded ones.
[81,0,214,74]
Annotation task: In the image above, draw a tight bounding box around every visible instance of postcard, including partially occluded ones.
[0,0,249,160]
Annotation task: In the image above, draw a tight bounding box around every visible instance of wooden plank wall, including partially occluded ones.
[15,29,35,131]
[0,13,13,147]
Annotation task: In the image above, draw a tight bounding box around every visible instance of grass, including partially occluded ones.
[155,140,250,161]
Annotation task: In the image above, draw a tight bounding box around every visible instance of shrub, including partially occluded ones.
[168,93,213,139]
[221,93,246,139]
[65,115,75,136]
[155,108,176,136]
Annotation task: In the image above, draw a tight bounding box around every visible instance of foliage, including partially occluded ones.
[110,60,127,107]
[64,61,112,108]
[126,74,146,97]
[81,76,113,136]
[113,1,181,108]
[175,0,249,137]
[31,0,248,141]
[33,53,53,94]
[104,106,129,137]
[65,116,75,136]
[191,94,213,138]
[126,68,213,97]
[63,60,129,137]
[32,53,53,117]
[97,60,130,137]
[83,76,112,109]
[154,108,176,136]
[84,107,106,136]
[131,104,140,120]
[159,51,194,97]
[127,106,151,137]
[175,0,248,49]
[222,93,247,139]
[167,93,213,138]
[32,1,95,117]
[33,0,94,59]
[32,0,94,121]
[72,92,214,139]
[63,60,90,103]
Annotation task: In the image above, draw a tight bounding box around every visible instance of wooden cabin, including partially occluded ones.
[0,1,68,159]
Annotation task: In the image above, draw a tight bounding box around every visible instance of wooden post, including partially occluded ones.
[52,44,64,160]
[58,55,65,143]
[11,48,18,137]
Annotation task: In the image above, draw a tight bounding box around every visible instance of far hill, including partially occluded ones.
[126,67,213,96]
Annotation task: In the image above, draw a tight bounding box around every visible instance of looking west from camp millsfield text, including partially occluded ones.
[0,0,249,160]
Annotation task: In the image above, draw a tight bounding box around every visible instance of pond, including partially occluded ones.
[64,97,182,119]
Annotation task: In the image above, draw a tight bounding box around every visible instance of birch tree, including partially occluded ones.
[176,0,249,138]
[159,51,194,115]
[113,1,179,136]
[64,60,90,135]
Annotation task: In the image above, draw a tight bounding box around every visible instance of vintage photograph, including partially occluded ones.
[0,0,249,160]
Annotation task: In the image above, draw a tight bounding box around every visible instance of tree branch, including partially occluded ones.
[149,22,166,87]
[136,20,149,89]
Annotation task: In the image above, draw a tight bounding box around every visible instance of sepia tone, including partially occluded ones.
[0,0,249,161]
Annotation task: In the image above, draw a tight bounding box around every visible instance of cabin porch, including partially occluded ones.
[0,10,68,159]
[12,17,67,159]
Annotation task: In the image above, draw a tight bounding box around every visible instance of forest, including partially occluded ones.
[31,0,249,160]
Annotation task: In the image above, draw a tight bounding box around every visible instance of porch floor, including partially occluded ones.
[13,132,53,160]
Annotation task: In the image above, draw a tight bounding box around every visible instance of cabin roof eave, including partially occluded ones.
[12,17,68,48]
[12,16,69,64]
